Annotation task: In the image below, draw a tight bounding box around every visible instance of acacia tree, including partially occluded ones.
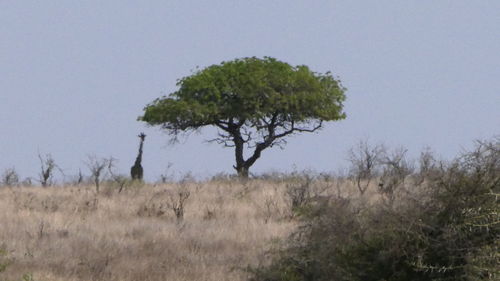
[140,57,346,177]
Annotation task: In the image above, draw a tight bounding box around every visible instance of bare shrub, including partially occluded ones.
[378,147,414,204]
[106,158,131,194]
[348,140,385,195]
[86,156,110,193]
[38,153,58,187]
[166,185,191,222]
[76,169,84,185]
[1,168,19,187]
[284,175,313,216]
[158,162,175,183]
[412,147,440,186]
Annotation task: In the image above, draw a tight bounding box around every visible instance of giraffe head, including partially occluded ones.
[138,133,146,141]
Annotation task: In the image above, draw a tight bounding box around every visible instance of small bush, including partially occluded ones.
[285,175,313,217]
[347,140,385,195]
[38,153,58,187]
[1,168,19,187]
[166,185,191,222]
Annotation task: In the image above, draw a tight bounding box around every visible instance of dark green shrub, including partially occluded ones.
[249,138,499,281]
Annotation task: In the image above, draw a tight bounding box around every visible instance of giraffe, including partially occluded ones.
[131,133,146,180]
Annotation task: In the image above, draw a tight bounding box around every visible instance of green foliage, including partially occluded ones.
[0,247,8,273]
[140,57,346,176]
[21,273,34,281]
[141,57,345,130]
[249,138,499,281]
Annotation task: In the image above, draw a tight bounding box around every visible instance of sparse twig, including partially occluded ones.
[159,162,174,184]
[1,168,19,187]
[166,186,191,222]
[86,156,110,193]
[107,157,129,193]
[285,175,313,215]
[38,153,60,187]
[378,147,413,204]
[347,140,385,195]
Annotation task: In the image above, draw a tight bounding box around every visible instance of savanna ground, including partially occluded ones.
[0,176,361,281]
[1,138,498,281]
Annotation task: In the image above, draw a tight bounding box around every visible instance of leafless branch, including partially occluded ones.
[86,155,110,193]
[37,153,59,187]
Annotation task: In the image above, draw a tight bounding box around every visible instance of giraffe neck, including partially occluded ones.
[134,140,144,166]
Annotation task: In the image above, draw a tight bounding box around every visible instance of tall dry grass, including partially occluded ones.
[0,177,373,281]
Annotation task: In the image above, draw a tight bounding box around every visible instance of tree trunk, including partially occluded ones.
[232,130,269,178]
[233,134,250,178]
[236,165,250,178]
[234,148,250,178]
[233,142,267,179]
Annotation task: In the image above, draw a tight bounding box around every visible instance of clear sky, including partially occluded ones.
[1,1,499,181]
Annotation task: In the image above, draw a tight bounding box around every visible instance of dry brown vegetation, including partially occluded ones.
[0,177,370,281]
[2,139,497,281]
[249,140,499,281]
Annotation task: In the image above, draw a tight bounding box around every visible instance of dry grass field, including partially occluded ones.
[2,140,497,281]
[0,177,368,281]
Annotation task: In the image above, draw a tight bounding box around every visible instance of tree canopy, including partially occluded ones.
[140,57,346,177]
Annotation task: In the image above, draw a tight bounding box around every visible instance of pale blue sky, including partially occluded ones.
[1,1,499,181]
